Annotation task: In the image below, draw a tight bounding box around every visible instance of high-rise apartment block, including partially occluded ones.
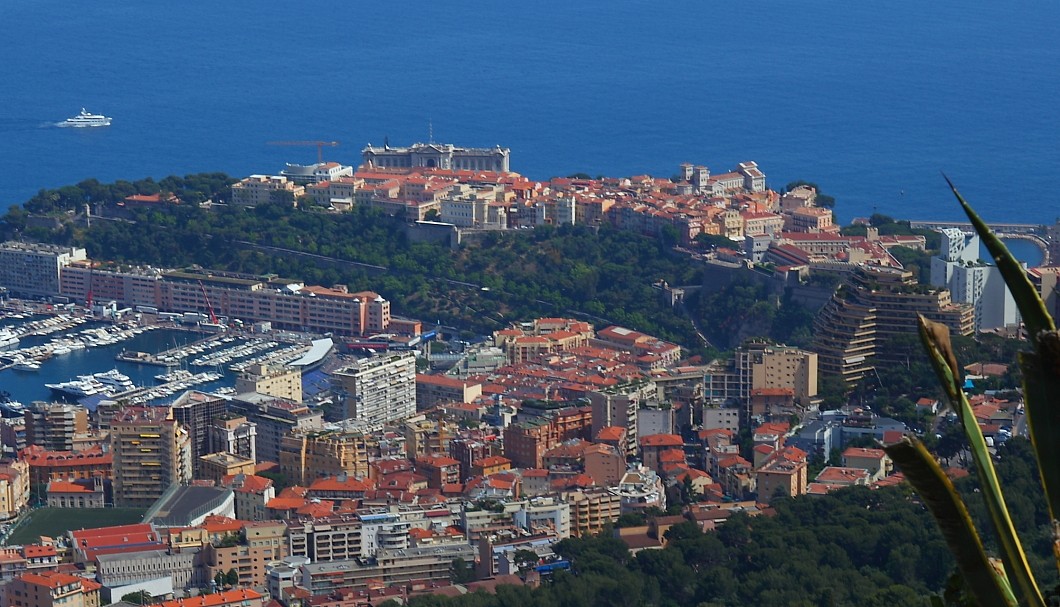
[207,413,257,462]
[171,391,228,475]
[227,395,324,464]
[814,265,974,384]
[333,352,417,429]
[279,429,371,485]
[930,228,1019,331]
[23,402,89,452]
[110,407,192,507]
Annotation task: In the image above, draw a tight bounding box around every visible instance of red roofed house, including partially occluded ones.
[416,455,461,489]
[841,447,892,482]
[470,456,511,478]
[45,477,105,509]
[220,474,276,522]
[147,588,264,607]
[639,434,684,473]
[3,571,101,607]
[814,466,872,490]
[594,426,628,458]
[19,545,59,573]
[756,447,808,504]
[306,475,374,500]
[583,444,625,486]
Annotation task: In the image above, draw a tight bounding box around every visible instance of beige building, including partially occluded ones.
[563,488,622,537]
[737,341,819,405]
[0,460,29,521]
[227,394,324,464]
[59,262,395,338]
[204,522,286,592]
[3,571,100,607]
[199,452,257,484]
[160,270,391,337]
[230,175,305,206]
[415,374,483,410]
[59,261,161,309]
[279,430,371,485]
[235,363,302,403]
[756,457,808,503]
[111,407,192,507]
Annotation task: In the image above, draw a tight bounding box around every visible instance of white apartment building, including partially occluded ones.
[931,228,1020,331]
[0,242,86,298]
[333,351,417,429]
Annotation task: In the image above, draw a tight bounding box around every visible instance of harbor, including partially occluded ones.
[0,311,328,409]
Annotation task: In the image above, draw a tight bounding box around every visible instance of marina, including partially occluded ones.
[0,312,323,407]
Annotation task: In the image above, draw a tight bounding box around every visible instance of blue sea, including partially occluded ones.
[1,0,1059,226]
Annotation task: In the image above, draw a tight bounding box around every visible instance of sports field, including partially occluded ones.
[5,508,146,545]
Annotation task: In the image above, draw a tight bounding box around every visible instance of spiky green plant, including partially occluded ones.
[883,177,1060,607]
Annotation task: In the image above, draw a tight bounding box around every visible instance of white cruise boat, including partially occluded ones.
[58,108,112,128]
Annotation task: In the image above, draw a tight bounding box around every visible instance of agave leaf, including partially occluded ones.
[885,438,1017,607]
[918,315,1046,606]
[942,174,1056,345]
[1019,337,1060,572]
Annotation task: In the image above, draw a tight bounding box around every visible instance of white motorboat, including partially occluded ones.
[58,108,112,128]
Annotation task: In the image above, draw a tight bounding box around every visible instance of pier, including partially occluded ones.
[908,220,1051,266]
[907,220,1045,234]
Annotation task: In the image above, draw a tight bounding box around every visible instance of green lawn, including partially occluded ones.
[5,508,146,545]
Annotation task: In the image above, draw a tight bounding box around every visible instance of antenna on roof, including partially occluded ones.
[428,118,433,144]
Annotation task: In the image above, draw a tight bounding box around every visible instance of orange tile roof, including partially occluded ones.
[202,516,242,534]
[640,434,684,448]
[595,426,626,442]
[47,481,97,493]
[473,456,511,468]
[21,545,57,558]
[148,588,263,607]
[18,571,85,590]
[266,497,308,510]
[308,476,374,492]
[843,447,887,460]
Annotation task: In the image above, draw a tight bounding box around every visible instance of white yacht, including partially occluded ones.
[0,329,18,349]
[46,369,134,399]
[94,369,135,392]
[58,108,112,128]
[12,360,40,372]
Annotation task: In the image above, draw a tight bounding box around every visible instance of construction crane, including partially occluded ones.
[197,280,219,325]
[266,140,340,164]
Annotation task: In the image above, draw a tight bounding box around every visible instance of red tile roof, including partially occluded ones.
[639,434,684,448]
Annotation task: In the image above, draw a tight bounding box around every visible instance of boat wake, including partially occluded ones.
[0,118,58,132]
